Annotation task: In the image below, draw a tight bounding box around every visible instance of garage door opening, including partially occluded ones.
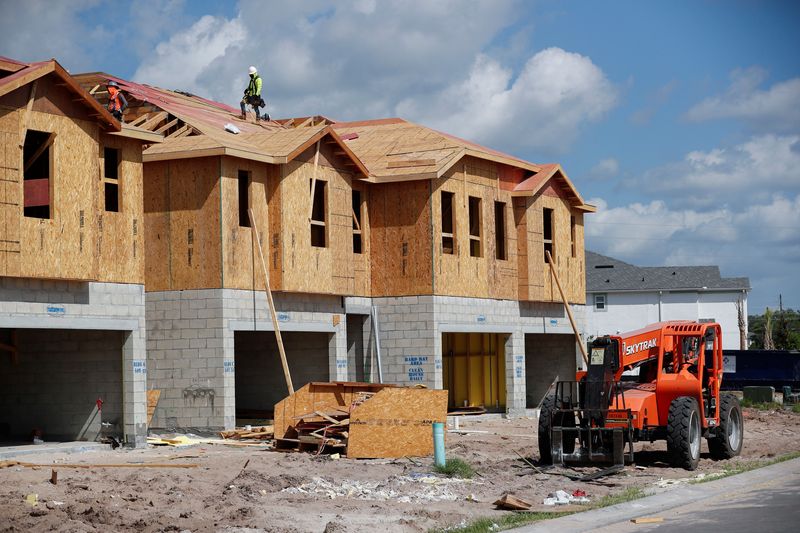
[234,331,330,423]
[525,333,577,408]
[0,328,124,445]
[442,333,506,411]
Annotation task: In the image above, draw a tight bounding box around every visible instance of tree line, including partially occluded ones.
[748,307,800,350]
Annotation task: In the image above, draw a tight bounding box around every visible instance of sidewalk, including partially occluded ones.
[511,457,800,532]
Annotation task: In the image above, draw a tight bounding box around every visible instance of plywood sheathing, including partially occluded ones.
[142,156,222,291]
[97,134,145,284]
[346,387,448,459]
[430,156,518,300]
[278,142,366,296]
[220,155,272,291]
[273,381,395,438]
[368,180,433,297]
[273,382,448,459]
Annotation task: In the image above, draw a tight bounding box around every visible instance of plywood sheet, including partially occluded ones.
[143,160,171,291]
[96,135,145,284]
[369,179,433,296]
[347,387,448,459]
[273,381,395,438]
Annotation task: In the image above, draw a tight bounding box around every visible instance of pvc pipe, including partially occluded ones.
[432,422,446,467]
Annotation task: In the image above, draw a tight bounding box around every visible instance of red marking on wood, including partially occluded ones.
[23,178,49,207]
[339,132,359,141]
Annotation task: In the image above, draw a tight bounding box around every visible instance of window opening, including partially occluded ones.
[543,207,554,262]
[570,215,576,258]
[441,191,455,254]
[494,201,506,260]
[103,147,121,212]
[468,196,482,257]
[23,130,54,219]
[238,170,251,227]
[352,189,362,254]
[310,179,327,247]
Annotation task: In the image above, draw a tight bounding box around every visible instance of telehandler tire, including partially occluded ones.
[708,393,743,459]
[667,397,701,470]
[538,394,575,463]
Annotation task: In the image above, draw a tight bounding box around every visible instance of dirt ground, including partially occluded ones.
[1,406,798,533]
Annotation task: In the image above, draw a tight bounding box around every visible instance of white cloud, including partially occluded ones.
[398,48,618,154]
[637,134,800,207]
[686,67,800,131]
[586,194,800,312]
[589,158,619,180]
[133,15,247,96]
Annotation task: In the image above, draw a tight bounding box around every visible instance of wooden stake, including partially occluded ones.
[308,140,321,220]
[50,469,57,485]
[248,208,294,394]
[546,250,589,367]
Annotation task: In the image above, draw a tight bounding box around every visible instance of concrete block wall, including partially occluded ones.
[146,289,347,432]
[525,333,578,407]
[372,295,586,415]
[0,329,123,441]
[0,279,147,446]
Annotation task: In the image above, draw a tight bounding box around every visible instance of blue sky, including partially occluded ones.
[1,0,798,314]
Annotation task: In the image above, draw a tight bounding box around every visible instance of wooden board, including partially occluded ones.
[146,389,161,426]
[346,387,448,459]
[273,381,395,438]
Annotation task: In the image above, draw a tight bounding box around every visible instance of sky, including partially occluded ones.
[1,0,798,314]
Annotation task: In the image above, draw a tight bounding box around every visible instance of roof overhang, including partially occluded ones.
[143,145,282,164]
[111,123,164,143]
[0,59,120,132]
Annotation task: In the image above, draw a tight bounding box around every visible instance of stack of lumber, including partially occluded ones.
[218,425,274,442]
[274,382,448,458]
[276,410,350,453]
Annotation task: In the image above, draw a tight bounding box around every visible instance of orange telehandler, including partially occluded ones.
[538,321,743,470]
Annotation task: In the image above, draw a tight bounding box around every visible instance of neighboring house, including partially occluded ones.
[0,57,161,446]
[74,71,596,431]
[585,251,750,350]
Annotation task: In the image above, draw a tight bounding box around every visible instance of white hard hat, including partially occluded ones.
[248,66,257,75]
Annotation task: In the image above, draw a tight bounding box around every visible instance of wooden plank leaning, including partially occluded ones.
[248,208,294,394]
[545,250,589,367]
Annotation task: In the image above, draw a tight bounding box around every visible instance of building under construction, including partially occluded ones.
[0,55,595,442]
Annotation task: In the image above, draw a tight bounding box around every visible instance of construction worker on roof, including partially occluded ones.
[106,81,128,122]
[240,66,269,122]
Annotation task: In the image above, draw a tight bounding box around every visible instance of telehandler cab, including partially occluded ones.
[538,321,743,470]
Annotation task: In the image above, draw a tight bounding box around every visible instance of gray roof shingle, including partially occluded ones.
[586,251,751,293]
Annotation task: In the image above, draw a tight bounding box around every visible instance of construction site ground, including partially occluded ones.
[1,406,798,533]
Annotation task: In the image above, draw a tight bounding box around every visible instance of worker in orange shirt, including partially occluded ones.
[106,81,128,122]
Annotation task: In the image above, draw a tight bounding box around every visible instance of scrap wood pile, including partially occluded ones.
[276,392,375,453]
[218,425,274,442]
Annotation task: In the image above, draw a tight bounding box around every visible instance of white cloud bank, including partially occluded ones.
[686,67,800,131]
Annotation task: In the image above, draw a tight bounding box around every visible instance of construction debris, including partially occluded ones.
[0,460,198,469]
[274,382,448,458]
[219,425,274,441]
[631,517,664,524]
[493,493,532,511]
[543,489,590,506]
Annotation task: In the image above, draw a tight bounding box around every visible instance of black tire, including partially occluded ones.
[538,394,555,463]
[708,393,744,459]
[537,394,576,463]
[666,397,702,470]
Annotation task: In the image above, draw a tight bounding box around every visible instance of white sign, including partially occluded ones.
[723,355,736,373]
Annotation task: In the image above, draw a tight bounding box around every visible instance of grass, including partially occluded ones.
[691,450,800,484]
[792,403,800,414]
[739,399,782,410]
[433,458,476,479]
